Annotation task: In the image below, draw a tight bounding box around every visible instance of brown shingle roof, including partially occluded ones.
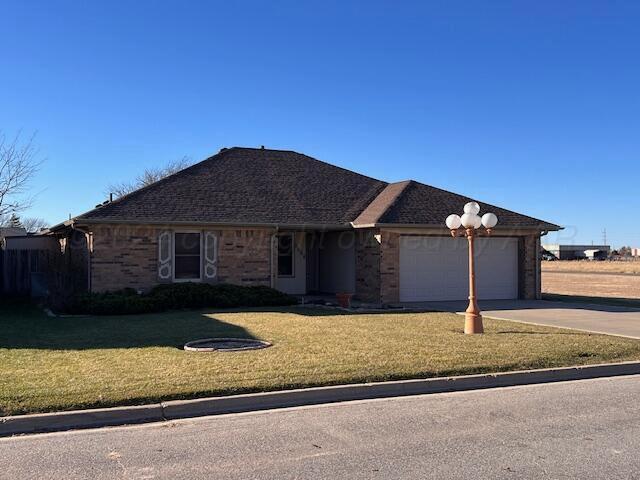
[78,147,387,226]
[353,180,559,230]
[353,181,412,225]
[75,147,560,230]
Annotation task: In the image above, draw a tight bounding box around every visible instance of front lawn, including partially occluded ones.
[2,301,640,416]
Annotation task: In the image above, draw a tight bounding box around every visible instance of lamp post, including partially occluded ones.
[445,202,498,335]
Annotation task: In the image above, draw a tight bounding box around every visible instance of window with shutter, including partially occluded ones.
[174,232,202,280]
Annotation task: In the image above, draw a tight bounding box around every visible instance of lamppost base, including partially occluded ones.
[464,312,484,335]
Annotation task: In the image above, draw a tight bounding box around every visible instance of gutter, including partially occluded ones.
[351,222,563,232]
[72,220,351,231]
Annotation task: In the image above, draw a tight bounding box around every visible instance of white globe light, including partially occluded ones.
[463,202,480,215]
[445,214,462,229]
[461,213,481,229]
[481,212,498,229]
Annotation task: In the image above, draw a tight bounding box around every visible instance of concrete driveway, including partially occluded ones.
[414,300,640,339]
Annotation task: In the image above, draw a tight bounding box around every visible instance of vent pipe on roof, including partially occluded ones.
[261,145,265,149]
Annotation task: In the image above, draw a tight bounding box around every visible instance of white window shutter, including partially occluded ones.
[158,231,173,281]
[203,231,217,281]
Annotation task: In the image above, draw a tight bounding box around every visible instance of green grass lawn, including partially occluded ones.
[2,300,640,416]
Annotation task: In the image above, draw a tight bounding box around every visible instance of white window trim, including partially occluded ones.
[277,233,296,278]
[172,231,203,283]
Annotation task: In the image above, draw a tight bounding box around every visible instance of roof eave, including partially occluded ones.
[352,222,562,231]
[74,219,352,231]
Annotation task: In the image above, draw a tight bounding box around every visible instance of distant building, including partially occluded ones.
[542,244,611,260]
[0,227,27,248]
[0,227,27,238]
[632,248,640,258]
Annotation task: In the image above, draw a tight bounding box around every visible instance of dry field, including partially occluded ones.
[542,261,640,299]
[542,260,640,275]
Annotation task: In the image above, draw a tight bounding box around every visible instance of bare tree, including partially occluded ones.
[0,131,42,217]
[21,216,49,233]
[0,213,22,228]
[107,156,193,198]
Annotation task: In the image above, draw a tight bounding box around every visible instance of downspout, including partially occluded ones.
[536,231,547,300]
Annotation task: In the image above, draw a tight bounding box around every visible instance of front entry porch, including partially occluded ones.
[274,230,356,297]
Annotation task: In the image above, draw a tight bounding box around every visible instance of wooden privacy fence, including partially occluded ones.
[0,247,88,299]
[1,249,53,297]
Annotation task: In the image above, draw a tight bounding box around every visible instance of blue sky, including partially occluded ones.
[1,1,638,247]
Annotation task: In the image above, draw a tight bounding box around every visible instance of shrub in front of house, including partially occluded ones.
[61,283,298,315]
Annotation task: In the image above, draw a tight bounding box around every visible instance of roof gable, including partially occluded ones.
[353,180,559,230]
[353,181,411,225]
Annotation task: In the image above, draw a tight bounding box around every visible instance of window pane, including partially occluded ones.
[175,255,200,279]
[278,234,293,276]
[175,233,200,255]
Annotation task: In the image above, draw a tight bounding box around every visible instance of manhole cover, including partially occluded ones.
[184,338,271,352]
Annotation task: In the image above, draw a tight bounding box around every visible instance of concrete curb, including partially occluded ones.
[0,404,164,437]
[3,361,640,437]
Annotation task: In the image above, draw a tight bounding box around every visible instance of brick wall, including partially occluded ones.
[379,230,400,304]
[91,225,158,292]
[519,234,540,300]
[90,225,273,293]
[355,229,380,303]
[354,229,400,304]
[217,229,272,286]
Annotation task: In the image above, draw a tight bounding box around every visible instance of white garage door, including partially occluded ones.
[399,236,519,302]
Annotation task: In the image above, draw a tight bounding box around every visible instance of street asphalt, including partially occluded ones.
[2,375,640,479]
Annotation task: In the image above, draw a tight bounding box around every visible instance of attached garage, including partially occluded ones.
[399,236,519,302]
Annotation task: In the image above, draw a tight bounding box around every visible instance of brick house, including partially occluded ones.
[47,147,560,304]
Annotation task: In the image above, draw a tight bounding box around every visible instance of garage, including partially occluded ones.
[399,236,519,302]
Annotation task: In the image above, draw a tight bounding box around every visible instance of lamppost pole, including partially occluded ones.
[446,202,498,335]
[464,227,482,334]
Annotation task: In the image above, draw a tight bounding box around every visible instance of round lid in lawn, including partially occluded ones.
[184,338,271,352]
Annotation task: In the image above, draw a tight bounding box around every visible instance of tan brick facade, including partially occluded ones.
[90,225,158,292]
[216,229,273,286]
[379,230,400,304]
[355,229,400,304]
[89,224,274,293]
[519,234,541,300]
[89,224,541,301]
[355,229,380,303]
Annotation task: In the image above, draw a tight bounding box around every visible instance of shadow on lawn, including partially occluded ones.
[0,300,430,351]
[0,301,257,350]
[493,330,583,336]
